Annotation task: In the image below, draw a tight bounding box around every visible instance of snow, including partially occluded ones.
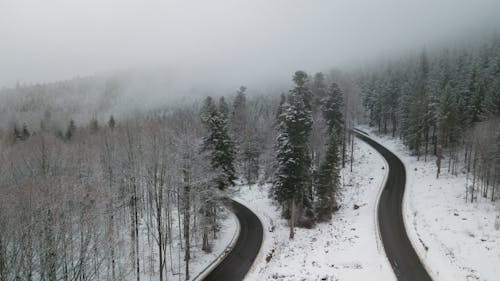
[364,127,500,281]
[233,139,395,281]
[136,209,238,281]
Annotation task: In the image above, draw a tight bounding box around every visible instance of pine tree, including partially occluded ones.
[13,125,21,142]
[272,71,314,239]
[311,72,327,108]
[275,93,287,127]
[315,132,340,221]
[218,96,230,121]
[13,123,31,142]
[436,83,460,178]
[321,83,344,135]
[231,86,260,184]
[65,119,76,141]
[108,115,116,130]
[201,96,236,190]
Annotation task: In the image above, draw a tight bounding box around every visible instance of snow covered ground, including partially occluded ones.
[365,128,500,281]
[137,209,238,281]
[234,138,395,281]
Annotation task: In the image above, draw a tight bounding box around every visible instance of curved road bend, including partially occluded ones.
[355,132,432,281]
[202,199,263,281]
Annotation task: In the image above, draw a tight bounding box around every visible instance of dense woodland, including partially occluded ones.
[360,35,500,202]
[0,70,360,281]
[1,35,498,281]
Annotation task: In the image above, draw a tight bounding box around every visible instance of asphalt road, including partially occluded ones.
[356,132,433,281]
[202,199,263,281]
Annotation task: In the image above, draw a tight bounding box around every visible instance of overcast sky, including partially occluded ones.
[1,0,499,89]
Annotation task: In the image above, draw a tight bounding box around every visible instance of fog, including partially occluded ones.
[1,0,499,93]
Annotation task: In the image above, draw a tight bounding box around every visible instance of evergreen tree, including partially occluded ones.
[292,70,313,111]
[231,86,248,135]
[108,115,116,129]
[321,83,344,135]
[14,123,31,141]
[218,96,230,121]
[315,132,340,221]
[201,97,236,190]
[230,86,260,184]
[275,93,287,127]
[311,72,327,108]
[13,125,21,142]
[436,83,460,177]
[65,119,76,141]
[272,71,314,239]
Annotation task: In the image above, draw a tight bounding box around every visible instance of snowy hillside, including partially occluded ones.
[367,130,500,281]
[235,138,395,281]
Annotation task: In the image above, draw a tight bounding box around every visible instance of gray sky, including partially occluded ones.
[1,0,499,89]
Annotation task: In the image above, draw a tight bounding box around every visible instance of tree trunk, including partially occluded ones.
[0,234,5,281]
[183,166,191,280]
[350,134,354,172]
[289,199,295,239]
[436,138,442,179]
[472,151,478,203]
[202,227,209,252]
[424,130,429,162]
[342,130,346,168]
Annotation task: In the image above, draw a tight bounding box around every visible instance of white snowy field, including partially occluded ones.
[136,209,238,281]
[366,129,500,281]
[234,139,395,281]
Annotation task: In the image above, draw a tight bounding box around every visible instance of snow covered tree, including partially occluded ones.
[311,72,327,107]
[322,83,344,135]
[201,96,236,190]
[218,96,230,121]
[273,71,314,239]
[315,132,340,221]
[231,86,261,184]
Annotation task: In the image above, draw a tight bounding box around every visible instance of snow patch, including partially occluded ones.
[235,139,395,280]
[364,127,500,281]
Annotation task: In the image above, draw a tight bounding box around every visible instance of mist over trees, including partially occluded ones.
[360,35,500,202]
[0,64,362,280]
[1,29,498,281]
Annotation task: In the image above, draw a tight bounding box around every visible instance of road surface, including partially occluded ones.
[202,199,263,281]
[356,132,433,281]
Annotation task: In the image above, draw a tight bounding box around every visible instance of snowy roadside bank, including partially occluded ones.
[365,128,500,281]
[235,139,395,281]
[138,209,238,281]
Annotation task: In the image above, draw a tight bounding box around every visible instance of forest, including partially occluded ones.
[0,35,499,281]
[360,35,500,202]
[0,69,360,280]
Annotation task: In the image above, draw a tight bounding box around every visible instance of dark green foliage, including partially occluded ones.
[201,96,236,190]
[360,35,500,200]
[108,115,116,129]
[272,71,314,225]
[311,72,327,107]
[218,96,230,121]
[65,119,76,141]
[315,132,340,221]
[321,83,344,135]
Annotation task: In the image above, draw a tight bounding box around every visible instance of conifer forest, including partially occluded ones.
[1,1,499,281]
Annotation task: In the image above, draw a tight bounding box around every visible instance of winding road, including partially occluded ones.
[202,199,263,281]
[355,131,433,281]
[202,131,431,281]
